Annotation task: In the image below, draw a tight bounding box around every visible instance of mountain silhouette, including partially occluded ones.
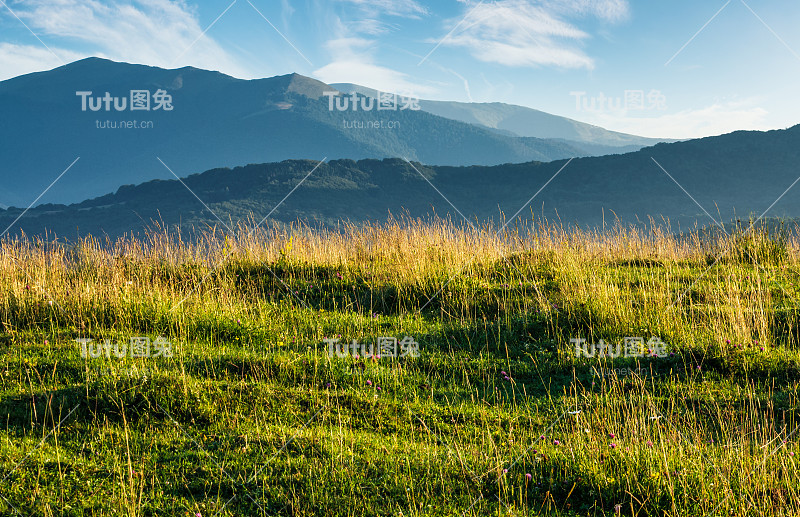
[1,58,662,208]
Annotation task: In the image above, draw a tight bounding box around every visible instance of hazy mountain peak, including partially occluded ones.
[279,73,333,99]
[330,82,670,147]
[0,58,675,208]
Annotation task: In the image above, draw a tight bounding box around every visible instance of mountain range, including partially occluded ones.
[330,83,669,148]
[0,58,664,209]
[3,124,799,241]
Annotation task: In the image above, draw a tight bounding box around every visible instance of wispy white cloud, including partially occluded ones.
[348,18,396,36]
[1,0,253,78]
[332,0,425,36]
[550,0,629,22]
[0,42,83,80]
[280,0,295,28]
[447,67,473,102]
[588,99,771,139]
[337,0,427,18]
[313,3,435,96]
[314,36,437,97]
[422,58,474,101]
[439,0,630,69]
[315,59,438,97]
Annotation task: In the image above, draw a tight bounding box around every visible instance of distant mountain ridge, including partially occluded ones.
[3,124,799,241]
[1,58,663,208]
[330,83,671,148]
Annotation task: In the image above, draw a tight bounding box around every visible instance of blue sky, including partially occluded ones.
[1,0,799,139]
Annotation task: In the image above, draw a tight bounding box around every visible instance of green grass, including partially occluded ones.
[1,218,800,516]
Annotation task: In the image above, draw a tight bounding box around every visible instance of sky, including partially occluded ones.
[1,0,799,139]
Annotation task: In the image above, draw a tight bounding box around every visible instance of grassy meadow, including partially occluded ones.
[1,217,800,516]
